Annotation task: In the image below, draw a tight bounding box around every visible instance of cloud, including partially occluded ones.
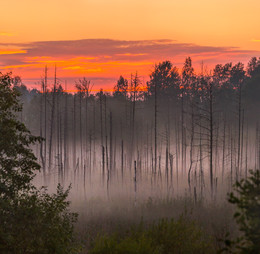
[63,66,83,70]
[116,53,148,57]
[0,39,251,58]
[0,50,27,55]
[0,38,259,90]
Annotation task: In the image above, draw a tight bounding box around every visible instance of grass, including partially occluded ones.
[72,196,239,253]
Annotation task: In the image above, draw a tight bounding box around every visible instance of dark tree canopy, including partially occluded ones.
[147,60,180,96]
[182,57,194,83]
[226,170,260,254]
[0,72,80,254]
[0,73,42,197]
[247,57,260,77]
[113,75,128,98]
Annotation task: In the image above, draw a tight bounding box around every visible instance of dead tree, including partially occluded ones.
[48,67,57,170]
[109,111,113,174]
[75,82,83,168]
[63,81,68,181]
[99,89,105,180]
[40,79,45,179]
[188,105,195,190]
[154,75,158,175]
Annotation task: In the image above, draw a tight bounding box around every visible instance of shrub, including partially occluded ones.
[90,234,161,254]
[224,169,260,253]
[90,216,214,254]
[0,73,80,253]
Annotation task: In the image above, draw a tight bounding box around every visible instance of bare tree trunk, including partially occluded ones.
[99,90,105,181]
[214,120,219,177]
[230,128,233,186]
[258,123,260,170]
[154,76,157,175]
[44,66,47,176]
[73,93,76,168]
[48,68,56,170]
[237,82,242,180]
[130,73,138,169]
[256,123,259,170]
[188,105,194,190]
[57,89,60,182]
[181,88,184,173]
[40,80,45,179]
[165,141,169,188]
[121,139,124,180]
[199,117,204,198]
[85,88,88,167]
[222,117,226,183]
[169,153,173,185]
[175,119,179,187]
[78,88,83,168]
[104,96,109,173]
[109,111,113,174]
[245,122,248,178]
[63,82,68,182]
[134,160,137,206]
[209,81,214,197]
[240,109,244,178]
[93,100,96,170]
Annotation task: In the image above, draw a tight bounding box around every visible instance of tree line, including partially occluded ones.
[14,56,260,200]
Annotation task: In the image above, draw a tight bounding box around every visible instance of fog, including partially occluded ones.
[15,60,260,208]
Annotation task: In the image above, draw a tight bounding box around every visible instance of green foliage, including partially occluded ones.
[224,169,260,253]
[0,73,80,253]
[0,185,80,254]
[0,73,42,197]
[90,234,161,254]
[147,217,213,254]
[90,216,214,254]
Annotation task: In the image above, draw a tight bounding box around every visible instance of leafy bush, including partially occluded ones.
[224,169,260,253]
[0,73,80,253]
[0,185,80,254]
[91,234,161,254]
[147,217,213,254]
[90,216,214,254]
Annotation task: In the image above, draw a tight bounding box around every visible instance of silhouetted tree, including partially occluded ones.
[113,75,128,99]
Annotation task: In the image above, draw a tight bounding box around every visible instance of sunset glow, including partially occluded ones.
[1,0,260,90]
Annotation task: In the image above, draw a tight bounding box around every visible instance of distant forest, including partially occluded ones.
[13,56,260,200]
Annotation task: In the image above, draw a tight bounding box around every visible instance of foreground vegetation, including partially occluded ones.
[225,169,260,253]
[76,169,260,253]
[77,198,234,253]
[90,217,213,254]
[0,73,80,253]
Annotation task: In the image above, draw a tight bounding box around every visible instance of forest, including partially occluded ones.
[16,57,260,198]
[1,56,260,253]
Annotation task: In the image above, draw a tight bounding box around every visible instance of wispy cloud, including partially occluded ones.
[0,39,258,89]
[0,49,27,55]
[116,53,148,57]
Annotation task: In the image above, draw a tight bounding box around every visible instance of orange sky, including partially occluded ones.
[1,0,260,90]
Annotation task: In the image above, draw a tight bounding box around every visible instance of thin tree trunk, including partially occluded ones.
[209,81,214,197]
[188,105,194,190]
[109,111,113,174]
[154,76,157,175]
[48,68,56,170]
[63,82,68,181]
